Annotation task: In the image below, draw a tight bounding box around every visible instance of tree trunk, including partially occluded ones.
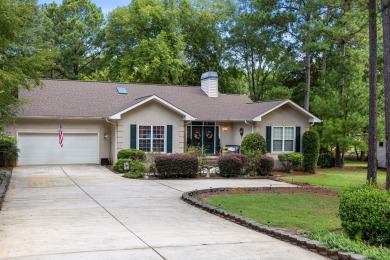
[335,142,343,168]
[354,146,360,161]
[304,50,311,110]
[360,151,365,162]
[367,0,378,184]
[321,50,327,89]
[382,0,390,189]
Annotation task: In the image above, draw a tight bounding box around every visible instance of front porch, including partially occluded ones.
[185,121,253,154]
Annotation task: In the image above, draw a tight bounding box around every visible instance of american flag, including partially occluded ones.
[59,122,64,147]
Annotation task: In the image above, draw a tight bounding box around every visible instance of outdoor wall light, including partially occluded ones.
[222,125,228,132]
[104,133,109,139]
[239,127,244,137]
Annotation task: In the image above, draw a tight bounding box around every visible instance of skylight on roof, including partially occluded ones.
[116,86,127,94]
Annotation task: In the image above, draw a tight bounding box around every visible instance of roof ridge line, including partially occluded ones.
[39,78,200,88]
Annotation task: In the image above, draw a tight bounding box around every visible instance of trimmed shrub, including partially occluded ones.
[259,155,274,176]
[218,154,244,177]
[124,160,145,179]
[339,185,390,246]
[302,130,320,173]
[113,159,133,173]
[125,171,145,179]
[278,153,303,173]
[243,152,274,176]
[117,148,146,162]
[0,133,19,167]
[318,151,335,168]
[240,133,266,155]
[231,154,245,165]
[243,152,262,176]
[155,154,198,178]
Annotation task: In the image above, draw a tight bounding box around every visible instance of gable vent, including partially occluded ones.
[116,86,127,94]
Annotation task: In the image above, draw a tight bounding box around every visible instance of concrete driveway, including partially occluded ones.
[0,165,326,259]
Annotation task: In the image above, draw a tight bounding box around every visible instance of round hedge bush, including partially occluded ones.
[339,185,390,246]
[318,151,335,168]
[240,133,266,155]
[302,130,320,173]
[259,155,274,176]
[117,148,146,162]
[113,159,133,173]
[218,154,244,177]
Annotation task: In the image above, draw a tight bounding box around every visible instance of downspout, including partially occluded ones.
[245,120,254,133]
[105,117,117,164]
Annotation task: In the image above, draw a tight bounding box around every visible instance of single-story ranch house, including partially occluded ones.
[6,72,321,166]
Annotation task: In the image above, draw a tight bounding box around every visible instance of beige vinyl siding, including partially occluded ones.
[117,101,185,154]
[254,105,311,169]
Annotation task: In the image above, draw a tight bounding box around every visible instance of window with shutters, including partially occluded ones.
[138,125,165,152]
[272,126,295,152]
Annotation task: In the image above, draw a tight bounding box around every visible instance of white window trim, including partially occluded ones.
[138,125,166,152]
[271,126,295,153]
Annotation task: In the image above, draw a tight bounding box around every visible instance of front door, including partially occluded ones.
[191,126,202,147]
[203,126,214,154]
[190,126,215,154]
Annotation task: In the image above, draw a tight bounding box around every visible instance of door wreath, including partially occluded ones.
[193,131,200,140]
[205,130,213,140]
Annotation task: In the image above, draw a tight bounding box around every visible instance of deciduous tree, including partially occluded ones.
[0,0,52,128]
[42,0,105,79]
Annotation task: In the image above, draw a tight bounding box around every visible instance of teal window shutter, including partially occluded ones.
[295,127,301,152]
[130,124,137,149]
[266,126,272,152]
[167,125,173,153]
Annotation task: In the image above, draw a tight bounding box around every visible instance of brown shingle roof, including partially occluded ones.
[18,79,251,120]
[231,100,288,120]
[18,79,319,122]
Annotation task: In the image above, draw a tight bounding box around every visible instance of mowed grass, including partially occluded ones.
[280,161,387,192]
[207,193,341,231]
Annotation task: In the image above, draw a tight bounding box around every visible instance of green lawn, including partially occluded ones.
[207,193,341,232]
[280,162,387,192]
[206,162,389,258]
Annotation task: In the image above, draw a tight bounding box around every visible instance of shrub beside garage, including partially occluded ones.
[114,149,146,179]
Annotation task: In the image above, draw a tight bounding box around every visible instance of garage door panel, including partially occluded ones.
[18,133,98,165]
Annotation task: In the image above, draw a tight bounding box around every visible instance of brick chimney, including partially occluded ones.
[201,72,218,97]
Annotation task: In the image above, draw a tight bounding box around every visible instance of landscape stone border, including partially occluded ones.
[181,187,366,260]
[0,170,12,210]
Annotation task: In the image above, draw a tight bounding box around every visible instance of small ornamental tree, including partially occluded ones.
[0,133,19,167]
[302,130,320,173]
[240,133,266,155]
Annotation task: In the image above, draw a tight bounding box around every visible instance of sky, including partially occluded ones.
[37,0,129,15]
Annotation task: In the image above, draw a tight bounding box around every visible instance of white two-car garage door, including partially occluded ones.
[18,133,99,165]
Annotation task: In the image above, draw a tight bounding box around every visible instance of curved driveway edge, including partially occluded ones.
[1,165,330,259]
[182,188,366,260]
